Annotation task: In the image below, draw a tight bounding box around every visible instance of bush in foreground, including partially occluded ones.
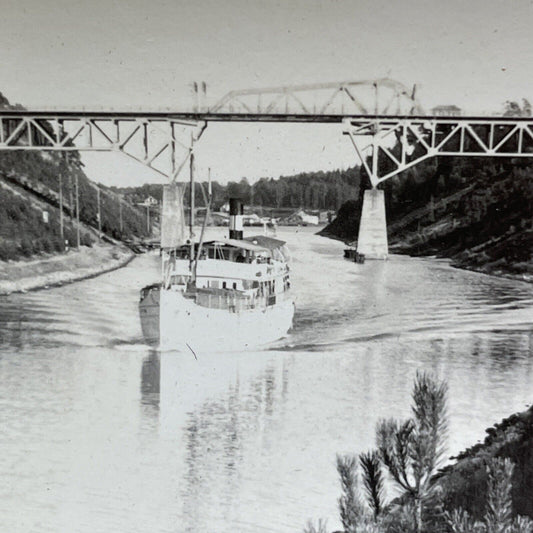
[305,373,533,533]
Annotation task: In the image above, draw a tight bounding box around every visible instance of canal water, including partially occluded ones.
[1,227,532,533]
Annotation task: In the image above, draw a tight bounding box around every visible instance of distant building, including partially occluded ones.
[431,105,462,117]
[281,209,319,226]
[138,195,159,207]
[242,213,263,226]
[318,210,334,223]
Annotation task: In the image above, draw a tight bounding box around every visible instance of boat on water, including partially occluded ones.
[343,246,365,263]
[139,192,294,351]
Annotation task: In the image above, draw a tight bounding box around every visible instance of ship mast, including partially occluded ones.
[189,148,195,276]
[192,167,212,282]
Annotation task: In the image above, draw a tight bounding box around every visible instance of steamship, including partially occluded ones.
[139,196,294,351]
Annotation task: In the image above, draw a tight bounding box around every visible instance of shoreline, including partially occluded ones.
[448,260,533,284]
[318,230,533,284]
[0,244,136,296]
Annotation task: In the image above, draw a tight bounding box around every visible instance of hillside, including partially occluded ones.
[0,176,92,260]
[0,92,150,261]
[435,405,533,521]
[319,156,533,281]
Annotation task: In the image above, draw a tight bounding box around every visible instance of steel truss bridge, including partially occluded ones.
[0,78,532,187]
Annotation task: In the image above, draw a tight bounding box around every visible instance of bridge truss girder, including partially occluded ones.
[343,116,533,187]
[0,113,206,180]
[211,78,422,116]
[2,110,533,188]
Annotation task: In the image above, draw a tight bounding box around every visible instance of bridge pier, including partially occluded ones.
[357,189,388,259]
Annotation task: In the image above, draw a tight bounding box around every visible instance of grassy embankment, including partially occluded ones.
[0,176,136,294]
[0,91,150,292]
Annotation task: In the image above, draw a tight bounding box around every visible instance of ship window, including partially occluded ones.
[233,282,237,289]
[222,281,227,289]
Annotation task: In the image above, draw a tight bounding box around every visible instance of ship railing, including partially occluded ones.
[193,288,270,312]
[193,287,291,312]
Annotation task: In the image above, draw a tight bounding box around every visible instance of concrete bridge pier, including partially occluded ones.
[357,189,388,259]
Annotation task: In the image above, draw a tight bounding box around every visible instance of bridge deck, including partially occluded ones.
[0,110,528,123]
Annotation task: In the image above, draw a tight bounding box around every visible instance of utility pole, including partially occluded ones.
[208,167,212,225]
[58,124,65,248]
[146,205,150,234]
[64,150,74,219]
[192,82,198,112]
[59,165,64,245]
[75,174,80,249]
[119,198,123,235]
[97,185,102,240]
[189,149,195,271]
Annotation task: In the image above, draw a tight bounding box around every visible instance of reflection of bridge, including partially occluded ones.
[1,78,532,258]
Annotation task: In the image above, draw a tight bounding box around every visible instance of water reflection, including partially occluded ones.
[155,350,291,532]
[140,350,160,409]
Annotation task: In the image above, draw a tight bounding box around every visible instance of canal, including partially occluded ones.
[1,227,531,533]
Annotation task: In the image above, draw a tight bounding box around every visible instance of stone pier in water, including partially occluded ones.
[357,189,388,259]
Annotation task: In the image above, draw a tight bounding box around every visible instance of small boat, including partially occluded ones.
[344,247,365,263]
[140,174,294,351]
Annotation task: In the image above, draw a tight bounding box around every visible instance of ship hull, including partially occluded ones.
[159,289,294,352]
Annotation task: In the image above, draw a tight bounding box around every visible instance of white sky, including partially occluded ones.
[1,0,532,185]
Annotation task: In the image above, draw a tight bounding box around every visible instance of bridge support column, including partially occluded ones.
[357,189,388,259]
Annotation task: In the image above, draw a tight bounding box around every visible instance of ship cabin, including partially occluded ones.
[164,235,291,310]
[171,236,289,263]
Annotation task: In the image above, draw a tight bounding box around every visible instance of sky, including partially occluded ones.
[1,0,533,185]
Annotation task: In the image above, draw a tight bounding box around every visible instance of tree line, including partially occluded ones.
[113,166,361,212]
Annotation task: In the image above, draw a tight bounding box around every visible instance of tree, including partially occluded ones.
[503,99,532,117]
[360,451,386,521]
[303,518,329,533]
[376,372,448,533]
[445,458,533,533]
[337,454,362,533]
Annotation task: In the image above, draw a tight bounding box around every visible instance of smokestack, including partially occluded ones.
[229,198,243,240]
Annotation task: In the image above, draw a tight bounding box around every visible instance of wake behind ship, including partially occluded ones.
[139,193,294,351]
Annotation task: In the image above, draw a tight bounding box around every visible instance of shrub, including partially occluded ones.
[42,238,53,254]
[20,237,34,257]
[0,241,18,261]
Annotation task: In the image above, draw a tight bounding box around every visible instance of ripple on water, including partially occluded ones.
[0,230,532,533]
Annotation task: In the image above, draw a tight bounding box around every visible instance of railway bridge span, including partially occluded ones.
[1,78,532,258]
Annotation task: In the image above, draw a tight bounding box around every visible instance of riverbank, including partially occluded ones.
[0,243,135,295]
[387,215,533,284]
[320,227,533,284]
[318,195,533,284]
[435,404,533,521]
